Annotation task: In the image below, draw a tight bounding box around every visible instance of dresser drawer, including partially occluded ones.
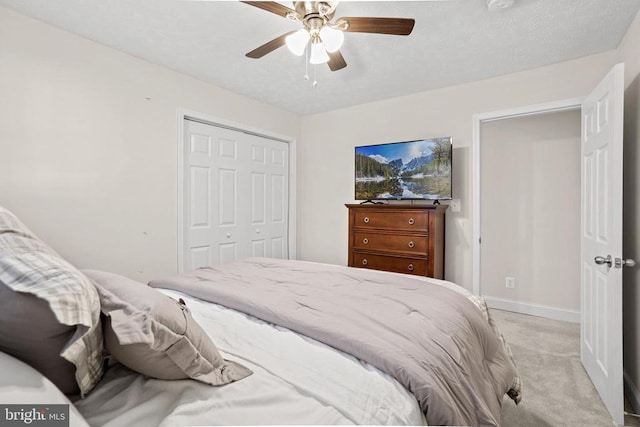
[353,209,428,231]
[352,252,427,276]
[353,231,428,255]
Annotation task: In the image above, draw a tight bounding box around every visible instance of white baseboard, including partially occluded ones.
[483,295,580,323]
[625,370,640,414]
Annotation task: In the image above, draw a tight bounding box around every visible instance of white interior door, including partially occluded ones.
[182,119,289,270]
[245,133,289,259]
[581,63,625,425]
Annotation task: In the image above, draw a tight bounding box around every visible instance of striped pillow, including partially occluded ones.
[0,207,103,397]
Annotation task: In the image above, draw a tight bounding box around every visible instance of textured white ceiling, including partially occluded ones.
[1,0,639,115]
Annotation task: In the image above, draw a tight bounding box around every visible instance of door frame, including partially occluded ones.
[176,108,297,272]
[471,97,583,319]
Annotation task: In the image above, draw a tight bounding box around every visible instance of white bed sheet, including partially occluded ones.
[75,289,425,426]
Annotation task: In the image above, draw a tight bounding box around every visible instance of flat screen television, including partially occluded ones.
[355,137,452,201]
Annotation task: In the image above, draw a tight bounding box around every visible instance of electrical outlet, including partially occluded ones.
[505,276,516,289]
[449,199,461,213]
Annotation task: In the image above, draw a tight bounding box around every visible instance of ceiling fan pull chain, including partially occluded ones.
[304,46,310,81]
[313,64,318,87]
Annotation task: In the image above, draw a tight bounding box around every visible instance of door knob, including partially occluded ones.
[594,255,612,267]
[615,258,636,268]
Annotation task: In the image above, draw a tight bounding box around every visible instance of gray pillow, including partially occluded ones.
[0,282,78,394]
[83,269,252,385]
[0,207,104,397]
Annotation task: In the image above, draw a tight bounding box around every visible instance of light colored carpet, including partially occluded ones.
[493,309,640,427]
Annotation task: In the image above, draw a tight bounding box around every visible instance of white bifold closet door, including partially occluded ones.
[183,119,289,271]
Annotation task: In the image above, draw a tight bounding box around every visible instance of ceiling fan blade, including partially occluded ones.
[338,17,415,36]
[246,31,295,59]
[327,51,347,71]
[241,1,296,19]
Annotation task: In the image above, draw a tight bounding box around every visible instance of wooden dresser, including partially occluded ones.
[346,204,447,279]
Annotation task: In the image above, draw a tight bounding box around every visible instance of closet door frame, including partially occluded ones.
[176,108,297,272]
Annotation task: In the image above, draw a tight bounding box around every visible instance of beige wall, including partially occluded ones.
[3,3,633,292]
[480,111,581,311]
[621,7,640,410]
[619,8,640,88]
[300,52,618,288]
[0,6,300,282]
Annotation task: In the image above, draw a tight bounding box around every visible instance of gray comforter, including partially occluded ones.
[149,258,520,426]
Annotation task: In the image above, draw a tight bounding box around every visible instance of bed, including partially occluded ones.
[0,206,521,426]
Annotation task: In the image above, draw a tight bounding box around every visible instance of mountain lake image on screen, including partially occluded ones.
[354,137,452,201]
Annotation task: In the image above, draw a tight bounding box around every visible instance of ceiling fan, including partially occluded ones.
[242,1,416,72]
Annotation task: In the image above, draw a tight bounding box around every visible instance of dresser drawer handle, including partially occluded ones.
[408,241,415,248]
[407,263,414,271]
[408,218,415,225]
[362,259,368,266]
[362,238,369,245]
[363,217,370,224]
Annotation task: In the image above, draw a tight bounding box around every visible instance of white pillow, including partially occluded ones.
[0,351,91,427]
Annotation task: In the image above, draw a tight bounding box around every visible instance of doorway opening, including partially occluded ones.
[476,106,581,322]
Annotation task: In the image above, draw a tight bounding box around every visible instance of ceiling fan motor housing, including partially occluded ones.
[292,1,340,34]
[293,1,338,20]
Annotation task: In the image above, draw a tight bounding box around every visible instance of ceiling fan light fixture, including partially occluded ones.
[319,26,344,53]
[309,41,330,64]
[285,29,310,56]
